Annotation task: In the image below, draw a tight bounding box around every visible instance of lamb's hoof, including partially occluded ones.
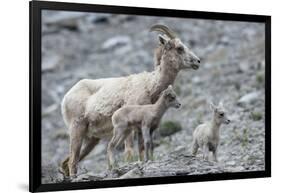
[108,162,119,171]
[203,157,209,162]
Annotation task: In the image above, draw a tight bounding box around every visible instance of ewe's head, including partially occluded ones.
[150,24,200,71]
[162,85,181,109]
[210,102,231,125]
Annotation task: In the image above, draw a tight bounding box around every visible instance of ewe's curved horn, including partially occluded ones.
[150,24,177,39]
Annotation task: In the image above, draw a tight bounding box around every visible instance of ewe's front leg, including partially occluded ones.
[68,117,87,178]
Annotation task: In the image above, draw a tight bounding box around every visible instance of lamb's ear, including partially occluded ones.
[209,102,216,112]
[218,101,224,108]
[158,34,168,45]
[163,89,171,97]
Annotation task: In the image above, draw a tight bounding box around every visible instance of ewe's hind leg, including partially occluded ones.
[68,117,88,177]
[79,136,100,161]
[124,133,135,162]
[61,157,70,177]
[60,136,99,177]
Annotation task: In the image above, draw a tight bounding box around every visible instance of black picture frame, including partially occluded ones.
[29,1,271,192]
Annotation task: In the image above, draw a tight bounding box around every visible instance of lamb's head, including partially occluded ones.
[150,24,200,71]
[162,85,181,109]
[210,102,231,125]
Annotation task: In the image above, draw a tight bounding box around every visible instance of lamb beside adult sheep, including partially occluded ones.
[107,85,181,169]
[60,24,200,177]
[191,102,231,162]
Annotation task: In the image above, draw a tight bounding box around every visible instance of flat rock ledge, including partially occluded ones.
[57,149,249,183]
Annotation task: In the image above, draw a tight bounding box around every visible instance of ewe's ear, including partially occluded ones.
[165,41,173,50]
[158,34,168,45]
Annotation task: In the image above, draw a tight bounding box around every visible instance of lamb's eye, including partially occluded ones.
[219,113,224,117]
[170,96,175,101]
[177,47,184,53]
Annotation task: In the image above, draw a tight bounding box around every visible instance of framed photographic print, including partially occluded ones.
[30,0,271,192]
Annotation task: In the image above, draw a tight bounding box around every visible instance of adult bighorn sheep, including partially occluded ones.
[60,24,200,177]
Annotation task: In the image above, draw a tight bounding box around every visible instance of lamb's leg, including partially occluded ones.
[142,126,152,162]
[202,144,209,161]
[124,132,135,162]
[212,148,218,162]
[107,134,118,170]
[149,128,154,160]
[191,139,199,156]
[68,117,87,177]
[137,130,144,161]
[108,127,129,169]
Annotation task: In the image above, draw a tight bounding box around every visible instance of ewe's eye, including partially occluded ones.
[219,112,224,117]
[177,47,184,53]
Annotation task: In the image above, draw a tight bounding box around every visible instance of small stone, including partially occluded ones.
[237,92,260,106]
[119,166,143,179]
[226,160,236,166]
[42,55,61,72]
[101,36,131,51]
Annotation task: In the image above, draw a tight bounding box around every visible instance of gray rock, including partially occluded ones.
[119,166,143,179]
[101,36,131,51]
[86,14,111,24]
[42,55,61,72]
[43,12,87,29]
[237,92,261,106]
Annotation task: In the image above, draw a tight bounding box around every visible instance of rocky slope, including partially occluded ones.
[41,10,265,184]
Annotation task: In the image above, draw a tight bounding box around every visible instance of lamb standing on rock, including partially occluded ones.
[60,24,200,177]
[108,85,181,169]
[192,102,230,162]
